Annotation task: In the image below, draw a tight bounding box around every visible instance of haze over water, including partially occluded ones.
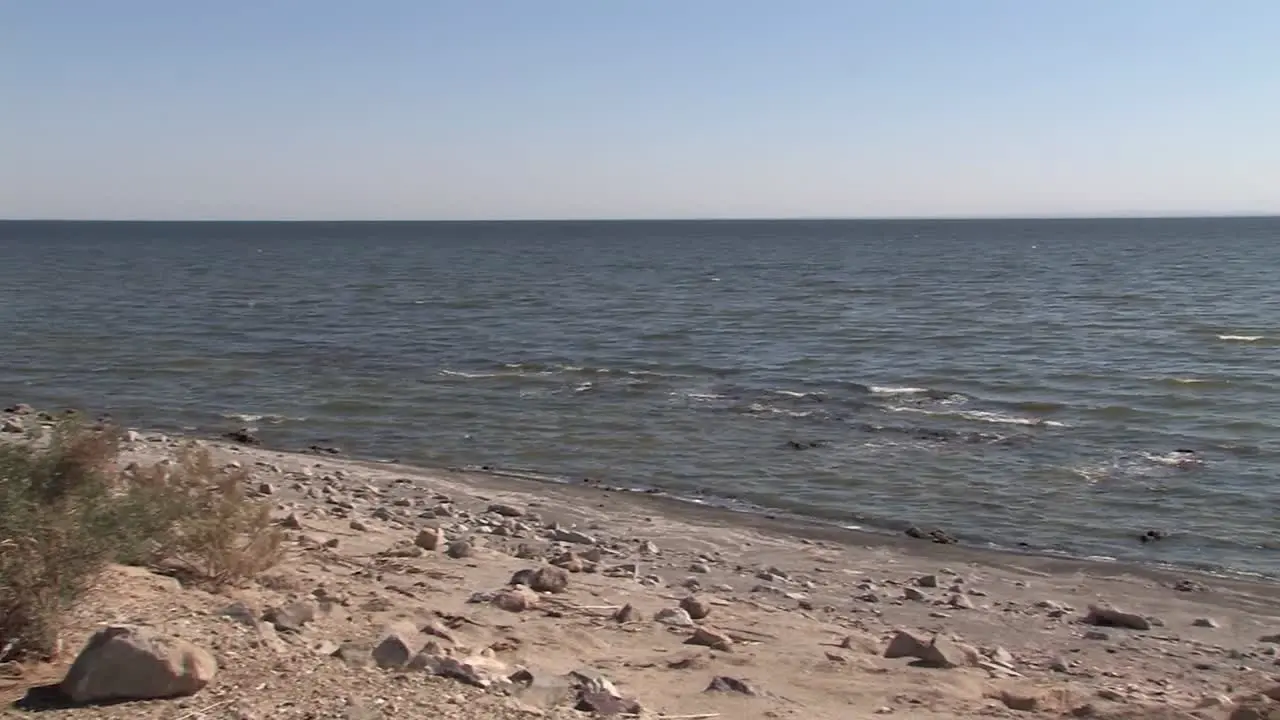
[2,218,1278,577]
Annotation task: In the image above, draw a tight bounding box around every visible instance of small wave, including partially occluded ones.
[743,402,814,419]
[439,369,499,379]
[573,382,594,393]
[1140,450,1204,468]
[221,412,294,424]
[675,392,727,401]
[869,386,929,396]
[1217,334,1264,342]
[888,406,1065,428]
[767,389,825,400]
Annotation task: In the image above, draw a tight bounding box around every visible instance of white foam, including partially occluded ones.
[439,369,497,379]
[888,406,1066,428]
[1218,334,1264,342]
[870,385,929,396]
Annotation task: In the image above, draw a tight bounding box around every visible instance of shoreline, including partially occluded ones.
[6,407,1280,718]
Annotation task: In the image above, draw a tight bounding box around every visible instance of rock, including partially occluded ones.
[884,630,932,660]
[1260,634,1280,644]
[551,552,585,573]
[884,630,971,668]
[916,574,939,588]
[59,626,217,703]
[839,632,880,654]
[412,527,445,550]
[426,653,516,689]
[446,540,474,559]
[4,403,33,414]
[1,418,23,433]
[349,519,369,532]
[690,562,711,574]
[1083,630,1111,641]
[263,601,316,633]
[705,676,758,695]
[680,596,712,620]
[1193,617,1220,628]
[655,608,695,627]
[1084,604,1152,630]
[224,428,260,445]
[905,526,957,544]
[551,529,596,545]
[639,540,660,555]
[488,503,524,517]
[1000,688,1044,712]
[509,569,537,587]
[420,619,456,644]
[492,586,540,613]
[686,626,733,651]
[988,647,1015,666]
[372,628,425,669]
[613,604,639,622]
[219,601,258,626]
[1230,695,1279,720]
[948,594,974,609]
[1174,578,1208,592]
[529,566,570,593]
[903,587,927,601]
[256,482,275,495]
[1265,686,1280,702]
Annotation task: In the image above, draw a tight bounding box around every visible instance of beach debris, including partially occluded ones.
[60,626,217,703]
[680,595,712,620]
[1084,604,1152,631]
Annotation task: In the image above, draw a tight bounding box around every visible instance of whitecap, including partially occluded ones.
[869,385,929,396]
[1217,334,1263,342]
[439,369,497,379]
[887,406,1066,428]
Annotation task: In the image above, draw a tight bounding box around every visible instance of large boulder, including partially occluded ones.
[60,626,217,703]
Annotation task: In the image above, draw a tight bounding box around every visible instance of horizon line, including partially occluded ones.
[3,212,1279,223]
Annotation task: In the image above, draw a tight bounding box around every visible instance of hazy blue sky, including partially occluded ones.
[2,1,1277,220]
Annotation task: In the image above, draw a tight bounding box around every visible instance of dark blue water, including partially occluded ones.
[2,219,1278,576]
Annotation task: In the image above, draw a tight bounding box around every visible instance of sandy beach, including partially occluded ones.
[3,413,1279,719]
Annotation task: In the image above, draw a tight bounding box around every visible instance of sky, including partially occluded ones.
[2,1,1278,221]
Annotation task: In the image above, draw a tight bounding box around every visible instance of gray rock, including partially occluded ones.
[530,566,570,593]
[372,626,425,669]
[948,594,974,610]
[903,587,928,602]
[655,608,695,627]
[916,575,939,588]
[705,676,758,695]
[690,562,711,574]
[60,626,217,703]
[1193,617,1220,629]
[1084,604,1152,631]
[492,586,540,613]
[552,529,596,545]
[446,540,474,559]
[686,626,733,651]
[488,503,524,517]
[263,601,316,633]
[680,596,712,620]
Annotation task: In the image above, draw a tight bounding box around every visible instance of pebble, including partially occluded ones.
[680,596,712,620]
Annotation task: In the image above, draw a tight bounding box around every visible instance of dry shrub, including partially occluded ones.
[0,422,284,662]
[131,444,286,587]
[0,421,124,662]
